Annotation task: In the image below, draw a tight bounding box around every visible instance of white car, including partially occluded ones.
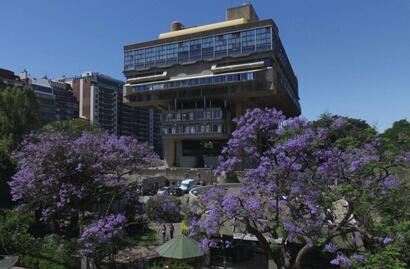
[157,186,170,195]
[179,179,197,193]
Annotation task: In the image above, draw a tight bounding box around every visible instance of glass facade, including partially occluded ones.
[162,123,226,135]
[132,71,255,92]
[162,109,223,122]
[124,26,272,71]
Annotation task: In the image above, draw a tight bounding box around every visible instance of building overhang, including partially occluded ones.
[125,71,168,85]
[211,61,265,74]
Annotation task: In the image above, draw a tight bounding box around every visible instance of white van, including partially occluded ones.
[179,179,197,193]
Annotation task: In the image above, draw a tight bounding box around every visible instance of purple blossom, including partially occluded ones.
[383,237,394,245]
[79,214,126,256]
[324,243,339,253]
[191,108,410,269]
[330,253,352,268]
[351,253,365,263]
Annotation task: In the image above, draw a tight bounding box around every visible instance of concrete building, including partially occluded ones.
[0,68,23,89]
[50,80,79,121]
[63,71,123,135]
[20,71,56,125]
[122,4,300,168]
[63,72,161,153]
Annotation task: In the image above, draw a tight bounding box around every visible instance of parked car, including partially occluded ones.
[157,186,171,195]
[169,186,183,197]
[179,179,198,193]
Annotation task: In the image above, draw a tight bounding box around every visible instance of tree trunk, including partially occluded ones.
[292,244,311,269]
[244,217,280,269]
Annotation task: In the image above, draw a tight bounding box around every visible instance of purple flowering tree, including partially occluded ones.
[9,132,158,265]
[145,192,182,223]
[190,108,410,269]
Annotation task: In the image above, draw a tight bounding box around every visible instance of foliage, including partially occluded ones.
[145,193,182,223]
[381,119,410,154]
[9,132,159,260]
[0,86,40,208]
[181,221,189,236]
[0,209,78,269]
[358,221,410,269]
[123,228,157,246]
[0,209,38,255]
[0,148,14,208]
[312,112,377,149]
[0,86,39,149]
[41,118,103,138]
[191,108,410,269]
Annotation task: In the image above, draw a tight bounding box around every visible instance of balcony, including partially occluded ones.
[126,71,256,93]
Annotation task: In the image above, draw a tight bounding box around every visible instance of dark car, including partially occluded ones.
[169,186,183,197]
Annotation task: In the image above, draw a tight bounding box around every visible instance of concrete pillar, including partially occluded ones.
[163,139,176,167]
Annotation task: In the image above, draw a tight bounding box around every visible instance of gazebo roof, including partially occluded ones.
[155,235,204,259]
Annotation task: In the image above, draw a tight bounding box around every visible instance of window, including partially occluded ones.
[145,47,156,68]
[212,110,222,119]
[178,42,189,63]
[166,44,178,65]
[197,110,205,120]
[156,45,167,66]
[182,113,190,121]
[202,37,214,59]
[215,35,228,58]
[124,26,272,70]
[228,32,241,55]
[189,39,202,61]
[241,30,255,54]
[256,27,271,51]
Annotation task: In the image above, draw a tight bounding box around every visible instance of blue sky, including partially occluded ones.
[1,0,409,131]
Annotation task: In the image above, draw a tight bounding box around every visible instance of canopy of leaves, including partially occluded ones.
[41,118,102,138]
[0,86,39,150]
[381,119,410,154]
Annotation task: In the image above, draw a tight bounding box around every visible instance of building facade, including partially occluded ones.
[0,68,23,89]
[64,71,123,135]
[122,4,300,168]
[50,80,79,121]
[64,72,161,153]
[20,71,57,125]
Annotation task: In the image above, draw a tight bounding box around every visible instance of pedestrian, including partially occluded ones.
[161,224,167,242]
[169,223,174,239]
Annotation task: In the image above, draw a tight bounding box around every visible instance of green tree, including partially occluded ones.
[381,119,410,154]
[41,118,102,138]
[0,86,40,208]
[0,86,40,149]
[312,113,377,148]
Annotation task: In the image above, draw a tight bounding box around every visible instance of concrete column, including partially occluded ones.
[163,139,176,167]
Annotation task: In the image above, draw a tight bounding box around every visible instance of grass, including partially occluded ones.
[124,228,158,247]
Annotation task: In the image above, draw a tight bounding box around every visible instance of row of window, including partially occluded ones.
[162,123,225,135]
[124,27,273,71]
[162,109,223,122]
[133,72,255,92]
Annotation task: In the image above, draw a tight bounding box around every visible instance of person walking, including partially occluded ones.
[161,224,167,243]
[169,223,174,239]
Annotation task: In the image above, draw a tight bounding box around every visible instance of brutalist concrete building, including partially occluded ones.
[123,4,300,168]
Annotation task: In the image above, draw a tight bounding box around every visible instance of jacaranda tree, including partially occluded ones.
[145,192,182,223]
[190,108,410,269]
[9,132,158,266]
